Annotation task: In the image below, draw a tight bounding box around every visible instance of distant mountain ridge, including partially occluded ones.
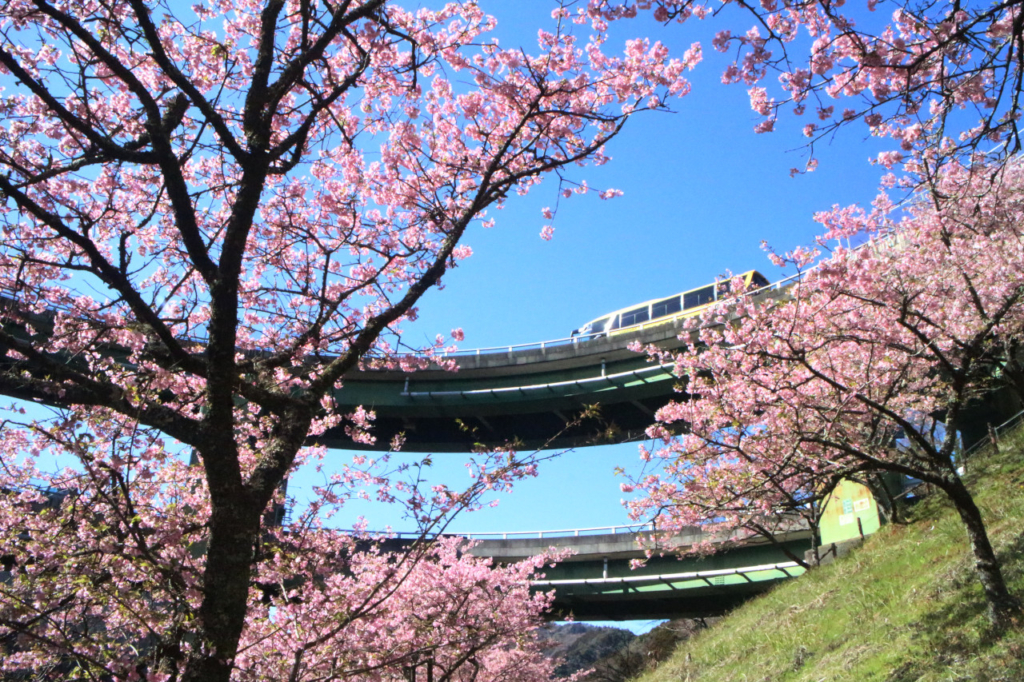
[537,620,714,680]
[536,623,636,677]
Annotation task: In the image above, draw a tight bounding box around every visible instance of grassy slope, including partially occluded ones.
[636,429,1024,682]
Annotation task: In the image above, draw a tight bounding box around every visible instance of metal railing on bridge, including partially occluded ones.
[379,522,658,541]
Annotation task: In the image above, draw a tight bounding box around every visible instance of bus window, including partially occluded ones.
[652,296,681,319]
[683,286,714,309]
[619,305,650,328]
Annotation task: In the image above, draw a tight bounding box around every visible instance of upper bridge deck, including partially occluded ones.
[327,284,786,452]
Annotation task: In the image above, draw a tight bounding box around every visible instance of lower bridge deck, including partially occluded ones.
[387,524,813,621]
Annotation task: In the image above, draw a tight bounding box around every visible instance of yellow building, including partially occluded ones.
[820,479,882,546]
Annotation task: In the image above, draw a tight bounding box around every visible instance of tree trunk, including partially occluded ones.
[868,473,902,525]
[944,477,1021,628]
[808,513,821,566]
[181,494,261,682]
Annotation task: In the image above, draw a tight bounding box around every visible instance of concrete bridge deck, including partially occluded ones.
[326,288,788,453]
[383,522,813,621]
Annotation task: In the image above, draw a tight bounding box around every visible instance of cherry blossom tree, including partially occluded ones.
[1,417,569,681]
[627,159,1024,627]
[582,0,1024,178]
[0,1,697,680]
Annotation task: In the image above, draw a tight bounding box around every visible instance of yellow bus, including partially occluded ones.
[570,270,771,338]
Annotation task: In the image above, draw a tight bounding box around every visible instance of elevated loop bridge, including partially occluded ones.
[328,277,799,453]
[388,521,811,621]
[10,245,1007,619]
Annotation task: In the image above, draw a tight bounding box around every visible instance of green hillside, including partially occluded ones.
[635,427,1024,682]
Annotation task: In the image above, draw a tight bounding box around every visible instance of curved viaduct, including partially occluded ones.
[383,523,811,621]
[325,286,781,453]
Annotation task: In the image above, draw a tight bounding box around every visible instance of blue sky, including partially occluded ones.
[291,2,895,538]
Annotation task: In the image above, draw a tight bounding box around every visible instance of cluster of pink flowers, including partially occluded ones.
[587,0,1024,174]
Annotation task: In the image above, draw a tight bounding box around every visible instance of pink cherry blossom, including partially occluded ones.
[591,0,1024,178]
